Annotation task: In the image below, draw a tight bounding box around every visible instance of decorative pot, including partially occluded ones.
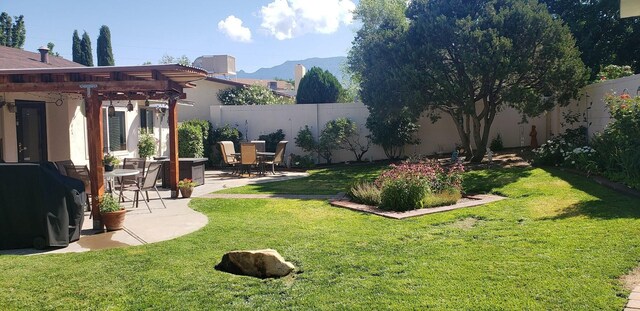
[101,209,126,231]
[105,164,114,172]
[180,187,194,198]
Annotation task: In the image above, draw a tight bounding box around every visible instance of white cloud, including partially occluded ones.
[218,15,253,43]
[260,0,356,40]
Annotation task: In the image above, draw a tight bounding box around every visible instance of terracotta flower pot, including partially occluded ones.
[180,187,194,198]
[100,209,126,231]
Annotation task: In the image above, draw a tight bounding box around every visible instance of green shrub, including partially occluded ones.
[596,64,633,82]
[348,180,381,206]
[591,93,640,189]
[490,134,504,151]
[137,129,156,158]
[178,123,204,158]
[258,129,285,152]
[379,178,429,211]
[182,119,214,165]
[291,154,315,169]
[375,159,464,211]
[218,85,293,105]
[532,126,588,166]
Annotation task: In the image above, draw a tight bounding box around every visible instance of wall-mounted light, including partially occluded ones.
[7,102,16,113]
[108,99,116,117]
[126,99,134,112]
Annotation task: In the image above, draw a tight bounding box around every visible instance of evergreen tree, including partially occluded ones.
[72,30,81,63]
[97,25,114,66]
[46,42,60,57]
[80,31,93,66]
[11,15,25,48]
[296,67,344,104]
[0,12,26,48]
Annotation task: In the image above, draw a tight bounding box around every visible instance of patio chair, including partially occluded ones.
[240,143,258,176]
[250,140,266,152]
[64,164,92,212]
[263,141,288,174]
[118,158,146,203]
[55,160,74,176]
[219,141,239,174]
[131,162,166,213]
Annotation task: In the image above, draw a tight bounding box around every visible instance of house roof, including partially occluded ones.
[0,64,208,96]
[235,78,293,91]
[0,45,84,69]
[204,76,294,98]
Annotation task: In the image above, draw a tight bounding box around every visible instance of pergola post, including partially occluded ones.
[85,89,105,229]
[168,95,179,198]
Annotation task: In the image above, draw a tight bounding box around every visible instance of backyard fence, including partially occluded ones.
[206,74,640,163]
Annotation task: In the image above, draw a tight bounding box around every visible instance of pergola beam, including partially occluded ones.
[0,80,177,93]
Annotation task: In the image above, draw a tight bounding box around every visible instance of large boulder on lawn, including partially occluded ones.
[215,249,295,278]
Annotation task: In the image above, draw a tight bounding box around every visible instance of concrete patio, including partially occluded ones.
[0,169,308,255]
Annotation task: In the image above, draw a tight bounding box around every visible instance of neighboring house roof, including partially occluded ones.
[235,78,293,91]
[205,76,294,98]
[0,45,84,69]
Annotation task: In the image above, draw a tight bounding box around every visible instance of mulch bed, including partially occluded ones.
[330,194,506,219]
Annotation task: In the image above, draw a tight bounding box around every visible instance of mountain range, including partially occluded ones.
[237,56,348,82]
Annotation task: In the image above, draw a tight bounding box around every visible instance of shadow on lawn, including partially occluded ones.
[540,167,640,220]
[462,167,533,195]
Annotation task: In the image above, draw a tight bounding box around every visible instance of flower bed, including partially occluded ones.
[347,159,464,211]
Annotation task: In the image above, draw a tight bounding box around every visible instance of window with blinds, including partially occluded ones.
[102,110,126,152]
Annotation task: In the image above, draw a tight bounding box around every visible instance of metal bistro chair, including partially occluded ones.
[132,162,166,213]
[240,143,258,176]
[118,158,146,203]
[64,164,92,212]
[219,141,240,174]
[263,141,288,174]
[55,160,75,176]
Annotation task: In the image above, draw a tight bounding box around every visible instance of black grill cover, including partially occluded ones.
[0,163,85,249]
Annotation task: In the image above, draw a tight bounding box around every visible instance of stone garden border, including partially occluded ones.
[330,194,506,219]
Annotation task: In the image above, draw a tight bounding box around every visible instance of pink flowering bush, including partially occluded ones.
[367,159,464,211]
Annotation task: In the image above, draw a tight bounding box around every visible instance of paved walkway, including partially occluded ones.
[0,170,308,255]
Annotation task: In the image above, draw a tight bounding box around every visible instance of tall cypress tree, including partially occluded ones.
[72,30,81,63]
[0,13,12,47]
[11,15,25,48]
[97,25,114,66]
[80,31,93,66]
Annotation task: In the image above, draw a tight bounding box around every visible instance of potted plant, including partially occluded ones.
[178,178,197,198]
[99,194,125,231]
[103,153,120,172]
[138,129,157,159]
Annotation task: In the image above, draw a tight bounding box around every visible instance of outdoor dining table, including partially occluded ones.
[233,151,276,175]
[104,168,140,201]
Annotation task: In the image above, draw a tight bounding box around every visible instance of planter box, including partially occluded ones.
[161,158,207,188]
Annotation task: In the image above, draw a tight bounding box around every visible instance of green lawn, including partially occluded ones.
[1,167,640,309]
[215,163,387,195]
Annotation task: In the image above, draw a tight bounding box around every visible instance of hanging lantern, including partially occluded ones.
[126,99,134,112]
[108,100,116,117]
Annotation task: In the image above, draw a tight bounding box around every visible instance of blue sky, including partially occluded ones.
[1,0,359,72]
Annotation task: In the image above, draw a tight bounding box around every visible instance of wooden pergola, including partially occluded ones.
[0,64,207,228]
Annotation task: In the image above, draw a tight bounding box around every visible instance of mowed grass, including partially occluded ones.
[215,163,387,195]
[1,167,640,309]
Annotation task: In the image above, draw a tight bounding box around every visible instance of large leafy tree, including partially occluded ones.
[97,25,114,66]
[348,0,420,159]
[72,30,81,63]
[79,31,93,66]
[405,0,587,162]
[217,85,293,105]
[159,54,190,66]
[0,12,26,48]
[296,67,344,104]
[540,0,640,78]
